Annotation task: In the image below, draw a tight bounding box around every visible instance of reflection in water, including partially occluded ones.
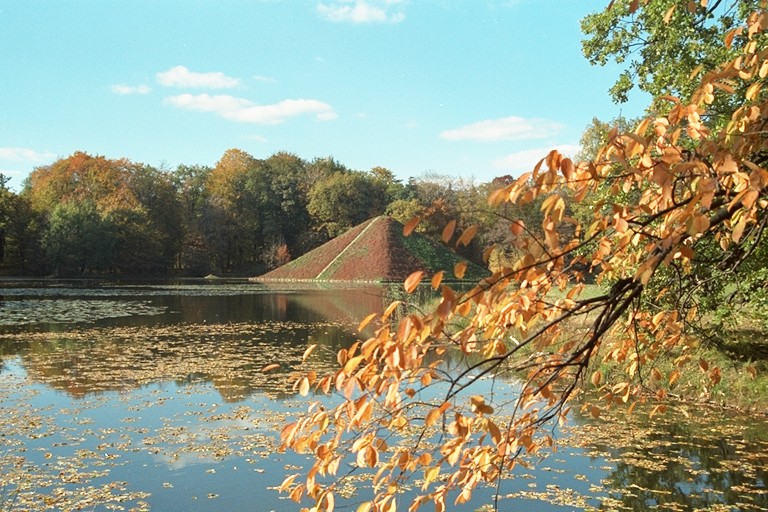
[564,409,768,511]
[1,280,768,511]
[3,321,356,401]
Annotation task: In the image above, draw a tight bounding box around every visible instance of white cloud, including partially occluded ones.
[317,0,405,23]
[164,93,338,124]
[111,84,151,95]
[0,147,56,162]
[492,144,581,173]
[253,75,277,83]
[440,116,564,142]
[156,66,240,89]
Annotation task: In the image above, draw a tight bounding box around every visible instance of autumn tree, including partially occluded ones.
[279,4,768,511]
[26,152,186,275]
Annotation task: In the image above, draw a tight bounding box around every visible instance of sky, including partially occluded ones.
[0,0,650,191]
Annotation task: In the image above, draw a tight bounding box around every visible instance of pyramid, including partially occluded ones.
[255,216,488,282]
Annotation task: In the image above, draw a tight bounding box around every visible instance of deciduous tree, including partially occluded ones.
[280,4,768,511]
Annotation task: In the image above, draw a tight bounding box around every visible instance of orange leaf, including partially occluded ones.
[441,220,456,243]
[383,300,402,319]
[425,407,441,427]
[454,262,467,279]
[431,270,444,289]
[404,271,424,293]
[456,224,477,248]
[403,216,421,236]
[261,363,280,373]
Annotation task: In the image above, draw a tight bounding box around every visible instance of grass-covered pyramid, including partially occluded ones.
[256,216,488,282]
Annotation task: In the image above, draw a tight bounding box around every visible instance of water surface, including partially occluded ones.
[1,280,766,511]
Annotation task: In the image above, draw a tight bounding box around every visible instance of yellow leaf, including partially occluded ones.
[403,216,420,236]
[261,363,280,373]
[441,220,456,243]
[663,5,676,23]
[303,344,317,362]
[746,82,762,101]
[298,377,310,396]
[324,491,335,512]
[423,466,440,488]
[279,473,299,491]
[344,355,364,375]
[454,261,467,279]
[404,271,425,293]
[357,502,373,512]
[358,312,378,332]
[591,370,603,387]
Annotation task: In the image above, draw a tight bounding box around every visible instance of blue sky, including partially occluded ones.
[0,0,649,190]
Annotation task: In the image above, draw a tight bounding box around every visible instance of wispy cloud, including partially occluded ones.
[0,147,56,162]
[156,66,240,89]
[253,75,277,83]
[492,144,580,172]
[440,116,564,141]
[164,93,338,124]
[111,84,151,95]
[317,0,405,23]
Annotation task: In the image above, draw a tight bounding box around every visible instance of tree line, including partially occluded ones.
[0,148,551,277]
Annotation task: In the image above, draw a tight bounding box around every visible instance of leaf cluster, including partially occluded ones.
[280,5,768,511]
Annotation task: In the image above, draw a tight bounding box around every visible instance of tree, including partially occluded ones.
[26,152,185,275]
[307,170,388,238]
[43,201,115,276]
[279,5,768,511]
[203,149,264,272]
[581,0,759,112]
[172,164,213,273]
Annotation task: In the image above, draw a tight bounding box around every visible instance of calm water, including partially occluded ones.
[0,279,766,511]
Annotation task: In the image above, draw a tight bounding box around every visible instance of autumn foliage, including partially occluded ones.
[279,4,768,511]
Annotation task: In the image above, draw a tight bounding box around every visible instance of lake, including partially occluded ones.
[1,279,767,511]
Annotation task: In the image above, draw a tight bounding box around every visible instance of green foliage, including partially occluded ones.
[307,170,388,237]
[581,0,757,113]
[42,201,115,276]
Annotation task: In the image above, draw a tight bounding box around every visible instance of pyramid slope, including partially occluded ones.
[256,216,488,282]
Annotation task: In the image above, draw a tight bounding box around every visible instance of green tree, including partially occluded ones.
[127,165,184,271]
[172,164,213,274]
[307,170,388,238]
[43,201,115,276]
[581,0,759,113]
